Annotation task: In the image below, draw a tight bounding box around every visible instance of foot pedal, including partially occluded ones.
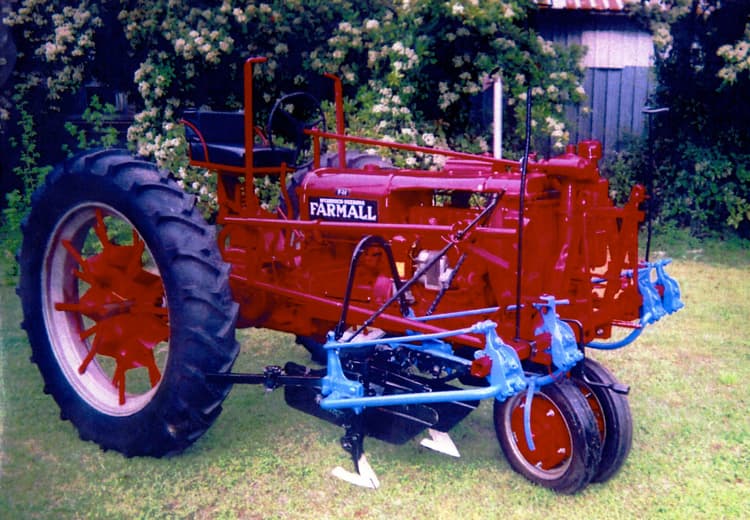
[420,428,460,458]
[332,454,380,489]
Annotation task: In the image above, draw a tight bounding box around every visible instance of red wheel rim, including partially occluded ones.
[508,393,573,472]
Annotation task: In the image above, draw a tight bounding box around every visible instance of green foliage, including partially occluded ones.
[1,96,52,282]
[1,1,103,281]
[600,136,650,207]
[660,144,750,235]
[631,1,750,235]
[602,135,750,236]
[62,95,119,155]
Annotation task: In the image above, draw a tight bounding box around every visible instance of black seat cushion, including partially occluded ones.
[182,110,295,168]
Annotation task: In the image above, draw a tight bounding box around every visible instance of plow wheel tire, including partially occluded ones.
[574,358,633,483]
[17,149,239,457]
[494,380,602,494]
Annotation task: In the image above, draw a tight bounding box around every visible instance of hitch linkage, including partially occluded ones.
[637,258,685,325]
[587,258,684,351]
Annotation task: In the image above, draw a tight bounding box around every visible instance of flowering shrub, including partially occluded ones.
[324,1,585,159]
[4,1,102,102]
[717,24,750,85]
[622,0,750,234]
[2,0,597,278]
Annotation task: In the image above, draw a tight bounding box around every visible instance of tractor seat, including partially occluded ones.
[181,110,296,168]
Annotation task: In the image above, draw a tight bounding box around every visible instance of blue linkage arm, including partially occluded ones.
[637,264,666,325]
[587,258,683,350]
[319,321,527,411]
[519,296,585,451]
[533,295,583,370]
[654,258,684,314]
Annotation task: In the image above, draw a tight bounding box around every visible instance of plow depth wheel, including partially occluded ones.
[18,149,239,457]
[494,380,602,494]
[573,358,633,483]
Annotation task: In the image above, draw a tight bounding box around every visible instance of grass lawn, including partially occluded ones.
[1,235,749,519]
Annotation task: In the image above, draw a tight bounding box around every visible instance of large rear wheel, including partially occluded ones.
[494,380,602,494]
[17,149,239,457]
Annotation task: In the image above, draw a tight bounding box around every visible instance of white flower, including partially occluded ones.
[422,133,436,146]
[452,3,464,16]
[233,8,247,23]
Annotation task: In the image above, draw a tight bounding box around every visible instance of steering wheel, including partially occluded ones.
[266,92,327,169]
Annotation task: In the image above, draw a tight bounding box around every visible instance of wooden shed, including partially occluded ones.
[536,0,655,152]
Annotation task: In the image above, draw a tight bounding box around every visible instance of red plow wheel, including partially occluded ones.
[18,149,239,456]
[493,380,602,494]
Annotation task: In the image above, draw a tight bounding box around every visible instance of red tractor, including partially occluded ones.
[18,57,682,493]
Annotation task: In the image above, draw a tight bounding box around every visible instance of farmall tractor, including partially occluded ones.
[18,57,683,494]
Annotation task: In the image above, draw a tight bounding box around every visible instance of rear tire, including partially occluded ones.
[17,149,239,457]
[494,380,602,494]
